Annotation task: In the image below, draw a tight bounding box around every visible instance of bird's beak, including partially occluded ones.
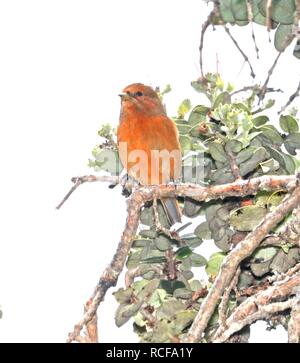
[119,93,131,101]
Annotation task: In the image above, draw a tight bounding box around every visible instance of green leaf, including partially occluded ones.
[250,259,272,277]
[179,135,192,151]
[284,133,300,149]
[236,147,255,164]
[173,288,193,299]
[260,125,283,145]
[274,24,294,52]
[252,115,269,127]
[132,238,152,248]
[181,234,203,248]
[93,149,122,174]
[159,281,186,295]
[205,252,226,278]
[188,105,210,126]
[231,0,248,21]
[137,279,160,300]
[194,222,212,240]
[175,120,191,135]
[98,124,112,138]
[259,0,295,24]
[154,235,171,251]
[113,287,133,304]
[208,142,228,163]
[270,248,300,273]
[190,253,207,267]
[210,168,235,184]
[230,205,267,231]
[213,91,231,108]
[115,301,143,327]
[126,249,143,268]
[175,246,193,260]
[252,246,278,261]
[220,0,235,22]
[266,146,297,174]
[239,147,268,176]
[225,140,243,153]
[141,256,167,264]
[190,280,203,292]
[259,158,280,173]
[279,115,299,133]
[140,229,157,239]
[172,311,197,333]
[177,99,192,118]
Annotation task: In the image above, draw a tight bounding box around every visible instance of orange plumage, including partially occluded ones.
[117,83,182,224]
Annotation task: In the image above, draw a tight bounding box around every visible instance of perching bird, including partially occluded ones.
[117,83,182,225]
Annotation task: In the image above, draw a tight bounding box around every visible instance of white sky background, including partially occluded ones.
[0,0,299,343]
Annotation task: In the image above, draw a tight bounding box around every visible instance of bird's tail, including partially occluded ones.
[161,197,182,226]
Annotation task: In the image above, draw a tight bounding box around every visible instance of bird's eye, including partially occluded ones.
[135,91,143,97]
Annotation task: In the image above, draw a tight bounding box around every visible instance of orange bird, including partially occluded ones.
[117,83,182,225]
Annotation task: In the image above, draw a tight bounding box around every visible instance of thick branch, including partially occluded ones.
[215,298,296,343]
[186,183,300,342]
[214,271,300,342]
[288,298,300,343]
[58,174,297,209]
[66,190,144,342]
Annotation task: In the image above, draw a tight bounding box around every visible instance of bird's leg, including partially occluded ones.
[120,173,139,197]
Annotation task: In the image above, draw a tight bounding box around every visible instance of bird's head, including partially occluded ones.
[119,83,166,116]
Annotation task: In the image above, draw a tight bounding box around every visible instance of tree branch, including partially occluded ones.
[213,270,300,342]
[258,51,282,102]
[223,25,256,78]
[279,80,300,114]
[66,189,144,342]
[288,297,300,343]
[246,0,259,59]
[185,182,300,342]
[56,175,120,209]
[216,267,240,336]
[57,174,297,211]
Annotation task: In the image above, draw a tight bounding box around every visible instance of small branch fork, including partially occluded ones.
[59,173,299,343]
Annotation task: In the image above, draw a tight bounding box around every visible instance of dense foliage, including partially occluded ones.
[207,0,300,58]
[89,74,300,342]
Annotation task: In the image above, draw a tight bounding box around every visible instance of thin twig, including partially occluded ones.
[224,25,255,78]
[279,80,300,114]
[266,0,273,32]
[231,85,282,97]
[185,183,300,342]
[228,151,241,180]
[217,267,241,335]
[56,175,120,209]
[246,0,259,58]
[258,51,282,102]
[199,15,212,78]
